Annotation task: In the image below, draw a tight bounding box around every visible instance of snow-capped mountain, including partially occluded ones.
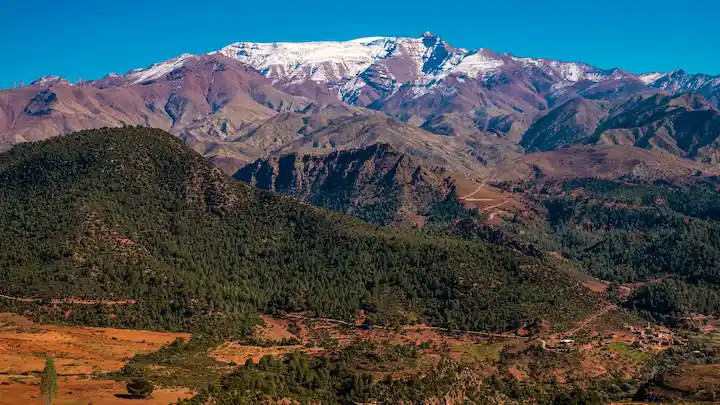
[215,33,638,102]
[212,33,718,114]
[217,37,401,84]
[6,32,720,176]
[642,70,720,98]
[80,32,719,113]
[30,76,70,87]
[216,32,617,85]
[124,53,197,85]
[216,33,467,102]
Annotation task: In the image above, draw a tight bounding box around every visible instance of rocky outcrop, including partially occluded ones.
[235,143,458,227]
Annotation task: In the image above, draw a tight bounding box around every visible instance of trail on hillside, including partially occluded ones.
[0,293,135,305]
[565,305,617,337]
[483,200,509,211]
[459,183,485,199]
[0,294,35,303]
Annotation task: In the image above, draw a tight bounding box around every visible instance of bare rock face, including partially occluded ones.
[23,90,58,116]
[235,143,459,227]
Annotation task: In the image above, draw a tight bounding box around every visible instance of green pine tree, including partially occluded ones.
[40,357,58,405]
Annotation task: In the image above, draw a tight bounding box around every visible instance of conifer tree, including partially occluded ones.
[40,357,58,405]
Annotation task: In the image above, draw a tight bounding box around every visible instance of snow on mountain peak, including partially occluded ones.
[512,57,601,82]
[125,53,196,85]
[445,49,504,77]
[218,38,401,83]
[639,72,666,85]
[92,33,719,106]
[215,34,519,94]
[216,34,698,103]
[31,76,70,87]
[649,70,720,93]
[347,36,388,44]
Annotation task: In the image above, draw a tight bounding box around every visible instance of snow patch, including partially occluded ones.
[219,38,400,83]
[31,76,69,87]
[444,50,504,77]
[125,53,195,85]
[513,57,599,82]
[639,72,665,85]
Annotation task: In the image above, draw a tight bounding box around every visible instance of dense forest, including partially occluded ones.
[500,178,720,323]
[0,127,602,336]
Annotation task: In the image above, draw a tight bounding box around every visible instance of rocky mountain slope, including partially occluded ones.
[521,93,720,164]
[235,143,449,227]
[3,33,720,177]
[235,143,522,227]
[595,93,720,162]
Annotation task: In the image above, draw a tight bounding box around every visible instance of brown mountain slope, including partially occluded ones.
[521,98,613,152]
[520,93,720,165]
[265,109,493,173]
[235,143,519,227]
[488,145,720,182]
[0,54,312,170]
[194,104,500,174]
[595,93,720,163]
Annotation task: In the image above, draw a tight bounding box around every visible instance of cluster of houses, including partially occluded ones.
[624,325,686,347]
[544,324,688,353]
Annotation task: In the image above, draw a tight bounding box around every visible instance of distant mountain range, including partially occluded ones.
[2,33,720,176]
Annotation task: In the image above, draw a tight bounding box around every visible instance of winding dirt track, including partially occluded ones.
[565,305,617,337]
[483,200,509,211]
[0,294,35,303]
[0,293,135,305]
[459,184,485,199]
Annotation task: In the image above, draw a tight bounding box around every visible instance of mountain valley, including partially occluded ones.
[3,31,720,405]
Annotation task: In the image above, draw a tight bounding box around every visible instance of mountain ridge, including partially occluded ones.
[3,33,720,178]
[28,33,716,105]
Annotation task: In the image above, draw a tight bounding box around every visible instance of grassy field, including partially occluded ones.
[604,342,650,363]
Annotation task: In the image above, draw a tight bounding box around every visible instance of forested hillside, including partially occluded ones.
[234,138,720,326]
[0,127,602,336]
[502,178,720,324]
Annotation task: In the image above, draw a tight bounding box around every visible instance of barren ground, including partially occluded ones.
[0,313,192,405]
[0,375,193,405]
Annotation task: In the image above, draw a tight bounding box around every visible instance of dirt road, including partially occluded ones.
[565,305,617,337]
[0,293,135,305]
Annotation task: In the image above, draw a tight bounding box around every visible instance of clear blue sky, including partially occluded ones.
[1,0,718,88]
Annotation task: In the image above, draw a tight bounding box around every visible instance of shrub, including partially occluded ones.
[126,378,154,399]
